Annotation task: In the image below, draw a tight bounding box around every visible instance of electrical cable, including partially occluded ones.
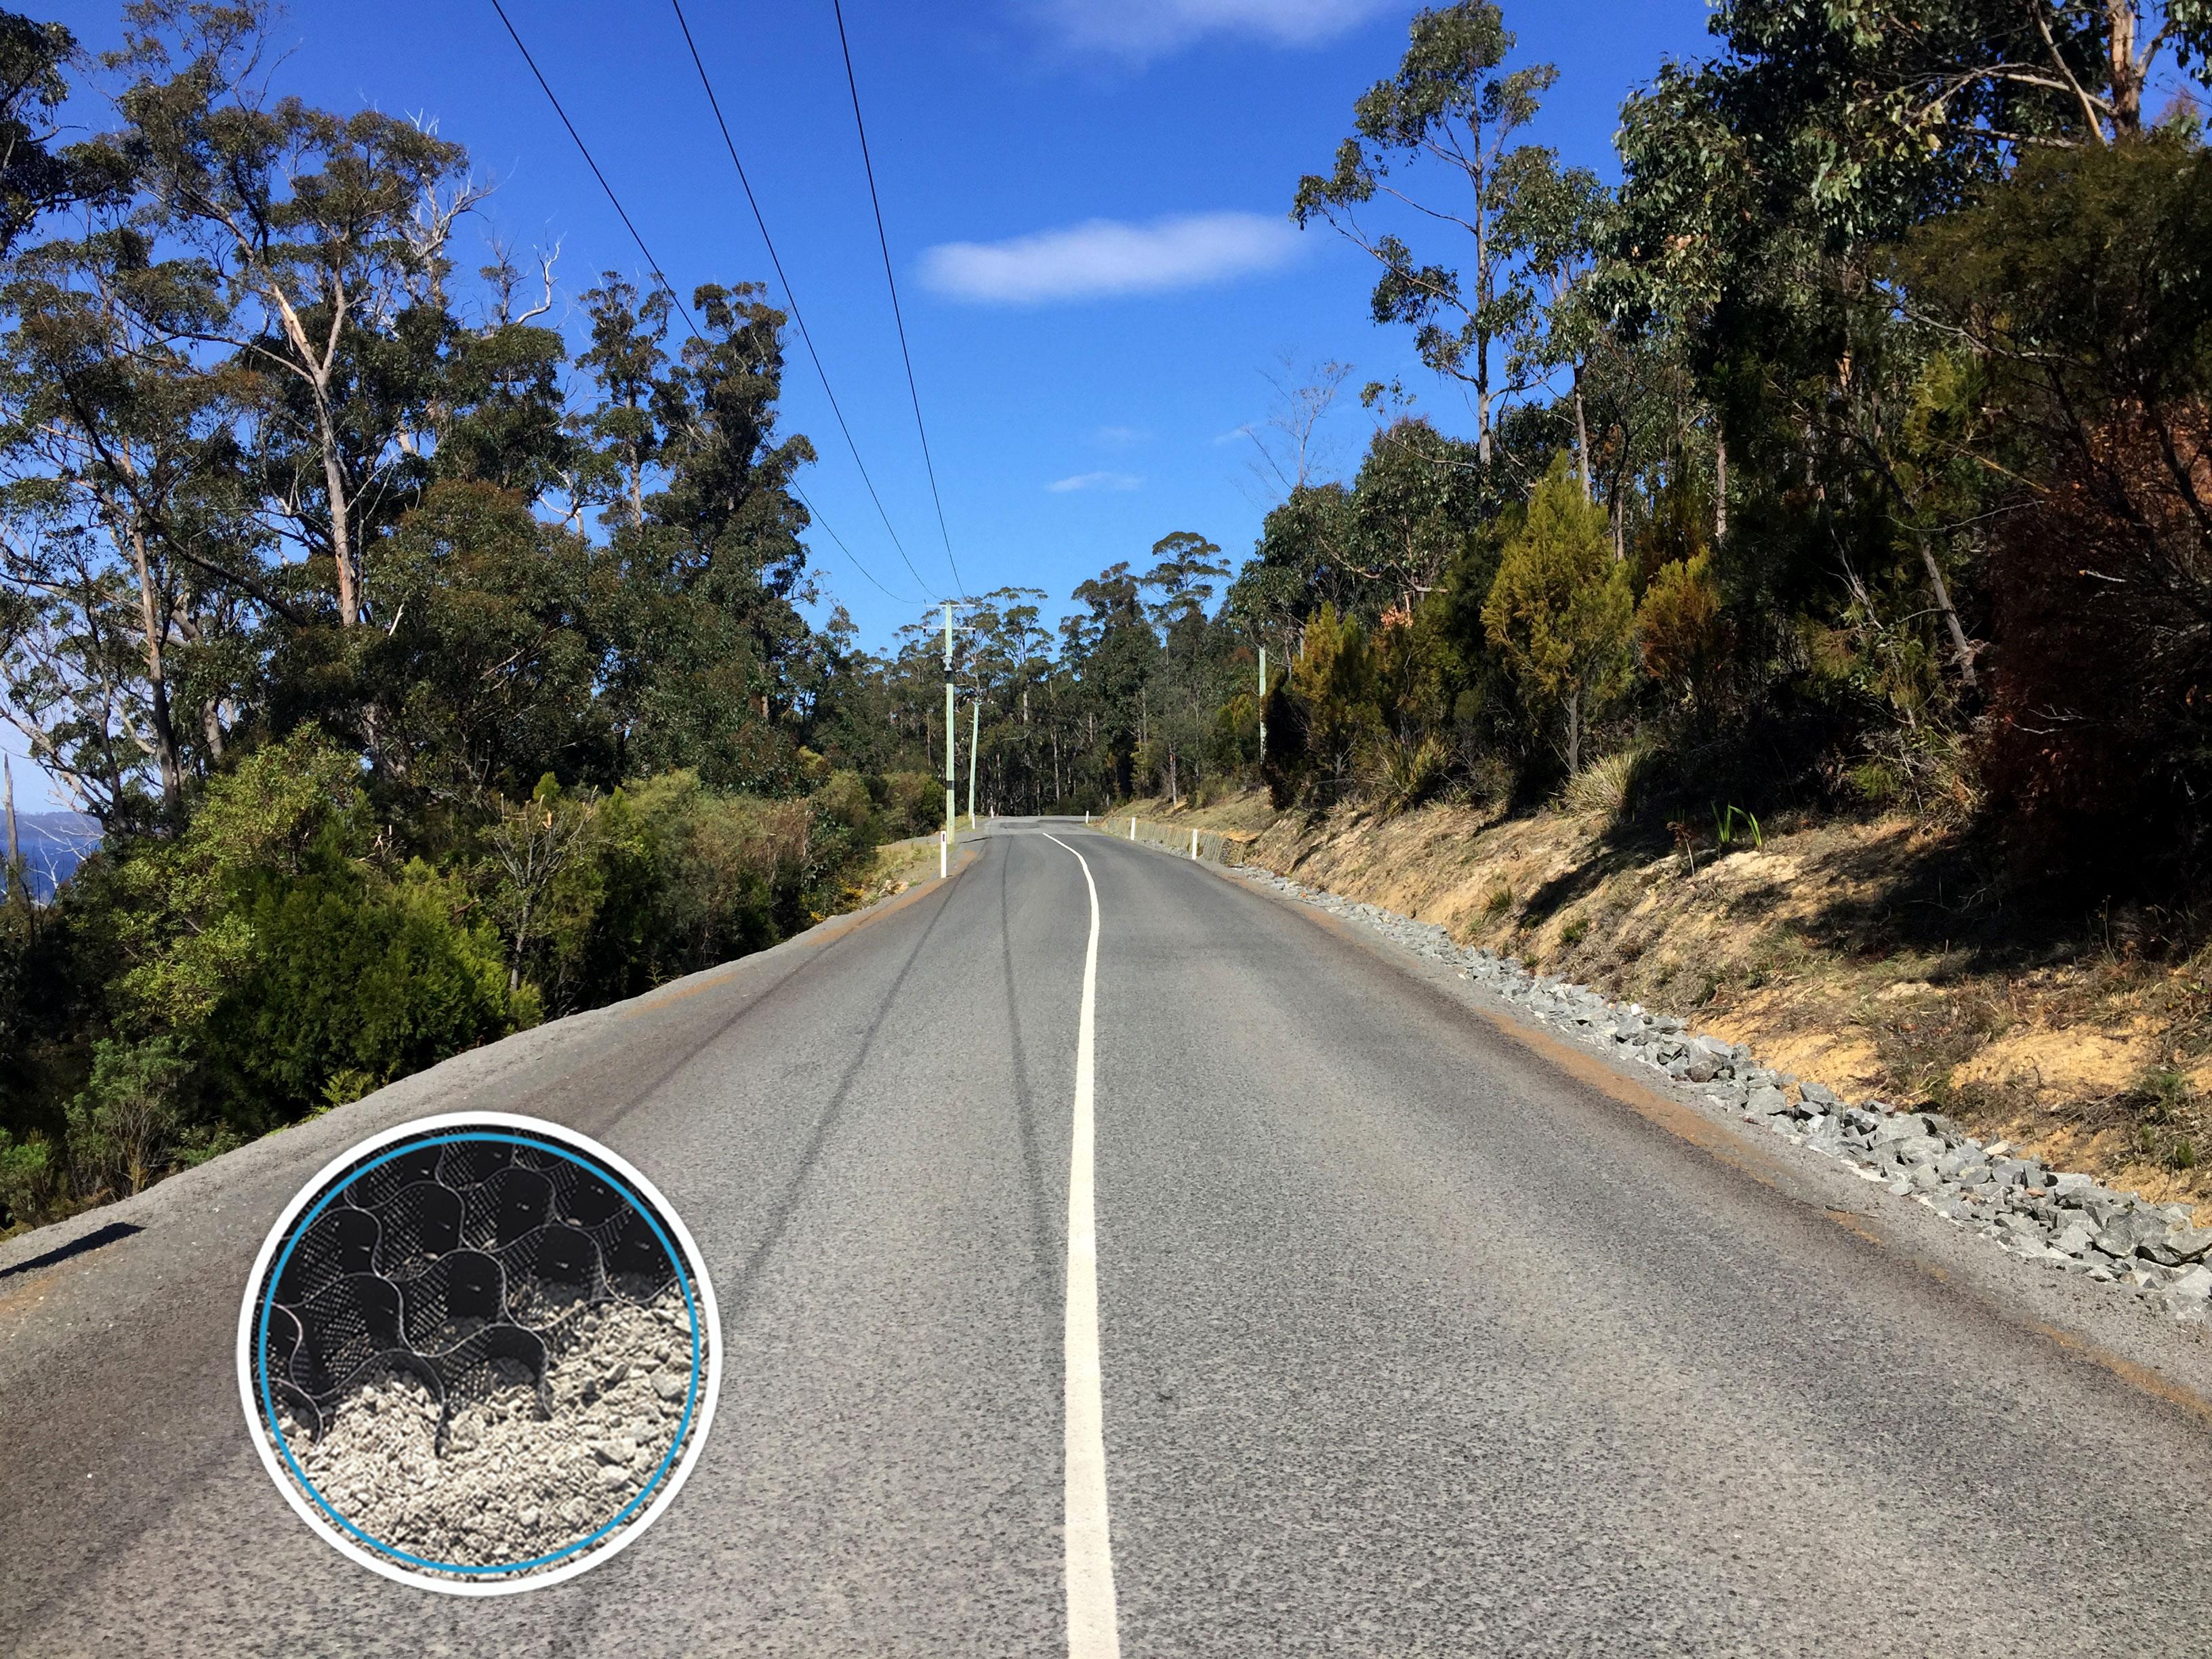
[488,0,917,609]
[830,0,965,599]
[489,0,699,337]
[668,0,945,602]
[792,480,920,605]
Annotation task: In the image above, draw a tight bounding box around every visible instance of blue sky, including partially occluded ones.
[20,0,1717,808]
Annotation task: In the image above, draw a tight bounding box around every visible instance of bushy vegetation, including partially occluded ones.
[0,3,941,1231]
[1129,1,2212,921]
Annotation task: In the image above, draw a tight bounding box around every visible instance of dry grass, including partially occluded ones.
[1559,750,1641,823]
[854,836,945,905]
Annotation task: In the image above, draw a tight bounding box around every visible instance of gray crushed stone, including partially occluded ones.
[1231,862,2212,1331]
[270,1286,699,1576]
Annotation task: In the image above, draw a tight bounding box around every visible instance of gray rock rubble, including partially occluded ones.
[271,1286,700,1577]
[1233,864,2212,1331]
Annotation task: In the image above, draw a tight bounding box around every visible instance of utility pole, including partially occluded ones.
[943,601,956,869]
[1258,645,1267,766]
[967,699,979,829]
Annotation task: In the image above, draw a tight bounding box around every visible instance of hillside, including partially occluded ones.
[1127,789,2211,1224]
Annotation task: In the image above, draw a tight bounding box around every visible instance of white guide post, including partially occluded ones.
[1258,644,1267,766]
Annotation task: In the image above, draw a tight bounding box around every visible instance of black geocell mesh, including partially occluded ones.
[255,1130,682,1443]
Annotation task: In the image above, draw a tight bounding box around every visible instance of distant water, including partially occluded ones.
[9,812,100,901]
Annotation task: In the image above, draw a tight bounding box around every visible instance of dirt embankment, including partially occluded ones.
[1126,790,2212,1223]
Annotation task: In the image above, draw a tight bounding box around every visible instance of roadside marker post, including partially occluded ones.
[1258,646,1267,766]
[1128,816,1136,841]
[940,830,947,880]
[1189,828,1198,860]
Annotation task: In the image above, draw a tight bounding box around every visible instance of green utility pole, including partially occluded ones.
[943,602,956,861]
[967,699,979,828]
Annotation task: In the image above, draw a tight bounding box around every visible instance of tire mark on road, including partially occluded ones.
[552,860,974,1144]
[709,843,972,1330]
[1000,833,1065,1397]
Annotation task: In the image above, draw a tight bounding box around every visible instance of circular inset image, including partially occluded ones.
[237,1112,720,1594]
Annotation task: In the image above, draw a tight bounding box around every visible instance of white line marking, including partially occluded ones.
[1043,832,1122,1658]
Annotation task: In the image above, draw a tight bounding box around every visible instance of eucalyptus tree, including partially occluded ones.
[1601,1,2181,705]
[106,0,480,632]
[1139,532,1229,803]
[607,283,817,791]
[0,197,268,821]
[1293,1,1558,465]
[1497,152,1606,502]
[575,271,672,532]
[0,10,102,258]
[1063,560,1157,799]
[1341,417,1488,617]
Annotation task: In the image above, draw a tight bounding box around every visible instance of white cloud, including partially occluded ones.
[1094,424,1149,448]
[1029,0,1389,59]
[1212,424,1254,445]
[1048,471,1143,493]
[920,211,1301,305]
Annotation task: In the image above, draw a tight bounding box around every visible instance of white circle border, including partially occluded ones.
[234,1109,723,1597]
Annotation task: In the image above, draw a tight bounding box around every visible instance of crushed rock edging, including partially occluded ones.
[1233,864,2212,1330]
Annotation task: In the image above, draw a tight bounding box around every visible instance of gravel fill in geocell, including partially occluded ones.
[269,1286,697,1575]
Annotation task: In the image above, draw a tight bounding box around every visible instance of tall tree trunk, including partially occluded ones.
[1715,429,1728,543]
[122,522,182,812]
[319,416,359,627]
[1573,370,1593,504]
[2108,1,2141,135]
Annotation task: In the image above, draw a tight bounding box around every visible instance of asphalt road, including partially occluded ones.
[4,821,2211,1656]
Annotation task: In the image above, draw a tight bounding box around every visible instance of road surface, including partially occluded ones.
[3,821,2209,1656]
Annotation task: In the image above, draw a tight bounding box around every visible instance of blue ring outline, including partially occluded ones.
[254,1128,704,1577]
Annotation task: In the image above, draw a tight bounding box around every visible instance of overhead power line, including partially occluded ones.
[668,0,947,602]
[487,0,918,608]
[830,0,965,600]
[488,0,699,338]
[792,480,919,605]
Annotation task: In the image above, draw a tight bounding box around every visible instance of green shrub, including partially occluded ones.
[879,771,945,838]
[64,1036,188,1200]
[0,1128,60,1231]
[205,856,525,1134]
[1483,456,1635,775]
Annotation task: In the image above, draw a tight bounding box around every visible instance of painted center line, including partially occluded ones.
[1044,832,1121,1658]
